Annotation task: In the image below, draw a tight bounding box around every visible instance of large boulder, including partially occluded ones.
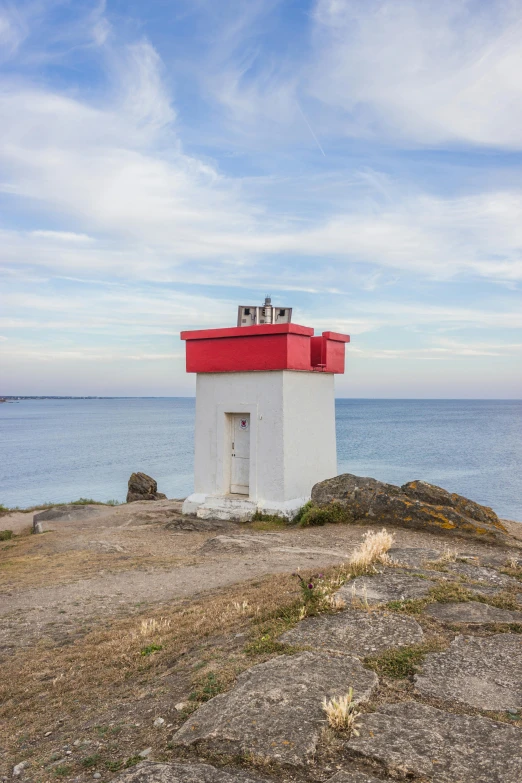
[126,472,167,503]
[310,474,508,541]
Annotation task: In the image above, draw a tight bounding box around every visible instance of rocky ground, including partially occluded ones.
[1,500,521,782]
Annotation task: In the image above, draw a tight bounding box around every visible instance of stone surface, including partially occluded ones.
[127,473,167,503]
[387,547,442,568]
[426,601,522,624]
[336,572,435,605]
[402,479,500,527]
[279,607,423,656]
[113,762,272,783]
[327,773,391,783]
[33,505,103,525]
[441,561,521,590]
[311,473,508,541]
[172,651,378,767]
[12,762,29,777]
[346,702,522,782]
[415,633,522,710]
[199,534,283,554]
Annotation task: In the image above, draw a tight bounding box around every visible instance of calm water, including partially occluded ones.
[1,398,521,519]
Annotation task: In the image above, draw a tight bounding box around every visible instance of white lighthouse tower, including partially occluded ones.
[181,299,350,520]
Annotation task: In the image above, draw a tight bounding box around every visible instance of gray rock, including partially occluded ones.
[279,608,423,657]
[346,701,522,782]
[401,479,500,527]
[311,473,508,541]
[426,601,522,625]
[388,547,442,568]
[165,517,234,533]
[138,748,152,759]
[442,561,521,591]
[415,634,522,710]
[127,473,167,503]
[12,762,29,778]
[327,773,391,783]
[172,651,378,767]
[336,572,435,605]
[112,762,272,783]
[33,505,102,525]
[199,534,282,554]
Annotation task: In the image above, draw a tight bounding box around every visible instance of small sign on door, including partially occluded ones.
[239,418,249,430]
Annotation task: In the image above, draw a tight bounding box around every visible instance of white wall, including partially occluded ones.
[193,370,336,504]
[282,371,336,500]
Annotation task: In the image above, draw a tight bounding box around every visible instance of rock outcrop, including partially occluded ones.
[279,607,424,656]
[311,474,508,541]
[172,651,378,766]
[346,702,522,782]
[126,472,167,503]
[414,633,522,710]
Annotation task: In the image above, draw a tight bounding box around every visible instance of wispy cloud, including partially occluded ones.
[0,0,521,396]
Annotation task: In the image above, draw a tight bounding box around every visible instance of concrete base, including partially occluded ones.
[182,493,308,522]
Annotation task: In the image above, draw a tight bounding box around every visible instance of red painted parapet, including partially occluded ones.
[310,331,351,374]
[180,323,350,374]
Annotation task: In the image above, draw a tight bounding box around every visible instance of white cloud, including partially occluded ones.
[310,0,522,148]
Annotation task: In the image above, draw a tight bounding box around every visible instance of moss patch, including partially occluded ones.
[365,641,445,679]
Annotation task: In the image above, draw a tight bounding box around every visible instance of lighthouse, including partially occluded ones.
[180,298,350,520]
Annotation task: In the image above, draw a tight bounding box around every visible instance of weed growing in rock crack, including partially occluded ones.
[244,635,293,656]
[428,583,474,603]
[349,529,395,576]
[428,582,521,611]
[364,641,445,678]
[386,598,429,615]
[53,766,70,777]
[322,688,361,735]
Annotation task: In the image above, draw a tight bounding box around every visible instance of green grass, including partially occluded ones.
[296,502,353,527]
[124,756,142,769]
[80,754,101,769]
[105,760,124,771]
[244,635,294,657]
[189,671,228,702]
[386,598,429,615]
[53,766,70,777]
[365,642,445,678]
[140,643,163,656]
[0,530,13,541]
[249,510,288,530]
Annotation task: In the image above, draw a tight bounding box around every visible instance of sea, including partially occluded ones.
[1,398,521,520]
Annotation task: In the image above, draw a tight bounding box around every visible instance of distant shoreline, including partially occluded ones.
[1,396,521,402]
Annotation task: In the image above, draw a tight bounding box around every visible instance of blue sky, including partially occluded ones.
[1,0,521,397]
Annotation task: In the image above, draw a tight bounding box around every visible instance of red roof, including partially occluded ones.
[180,323,350,374]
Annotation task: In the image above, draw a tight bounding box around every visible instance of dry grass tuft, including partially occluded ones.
[438,546,459,563]
[139,617,171,636]
[322,688,361,734]
[349,528,394,576]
